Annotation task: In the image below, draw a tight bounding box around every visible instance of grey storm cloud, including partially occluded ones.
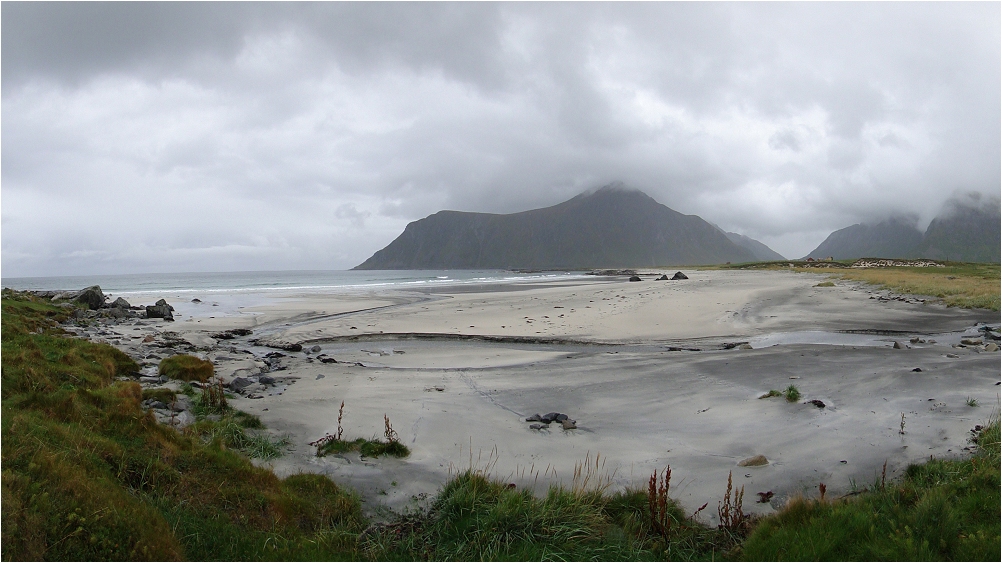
[2,2,999,276]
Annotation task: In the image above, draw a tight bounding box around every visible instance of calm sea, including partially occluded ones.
[1,269,586,295]
[2,270,588,318]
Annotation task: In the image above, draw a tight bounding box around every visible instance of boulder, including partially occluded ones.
[74,286,106,310]
[110,297,132,308]
[628,276,642,282]
[961,338,984,346]
[892,341,903,349]
[656,275,669,281]
[146,302,174,321]
[230,377,253,391]
[526,413,542,422]
[561,419,577,430]
[155,298,175,312]
[671,271,688,280]
[258,375,275,385]
[309,345,322,354]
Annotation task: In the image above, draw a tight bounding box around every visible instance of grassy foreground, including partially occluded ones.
[2,290,998,560]
[1,292,366,560]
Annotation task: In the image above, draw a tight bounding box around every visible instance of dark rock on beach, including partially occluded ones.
[75,286,106,310]
[628,275,642,282]
[671,271,688,280]
[656,274,669,281]
[146,300,174,321]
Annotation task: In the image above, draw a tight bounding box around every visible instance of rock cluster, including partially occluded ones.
[526,412,577,430]
[850,259,944,268]
[141,394,196,429]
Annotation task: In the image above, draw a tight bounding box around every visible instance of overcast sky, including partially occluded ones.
[2,2,999,277]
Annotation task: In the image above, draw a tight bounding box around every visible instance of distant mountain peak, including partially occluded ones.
[354,184,759,270]
[806,194,999,263]
[579,182,643,197]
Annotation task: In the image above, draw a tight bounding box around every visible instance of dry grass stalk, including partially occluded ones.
[648,465,672,539]
[718,471,748,532]
[337,400,345,441]
[383,414,398,444]
[571,451,615,495]
[201,376,227,412]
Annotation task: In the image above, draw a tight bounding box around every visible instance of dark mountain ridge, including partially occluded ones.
[805,193,1000,263]
[355,184,763,270]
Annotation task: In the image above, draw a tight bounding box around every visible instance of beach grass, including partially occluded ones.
[158,353,214,382]
[360,469,741,561]
[711,260,1000,311]
[830,263,1000,311]
[784,384,801,402]
[1,293,366,560]
[315,436,411,458]
[737,417,1001,561]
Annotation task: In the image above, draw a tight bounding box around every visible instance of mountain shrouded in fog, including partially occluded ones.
[805,193,1000,262]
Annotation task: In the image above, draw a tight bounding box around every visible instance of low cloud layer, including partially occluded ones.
[3,3,999,276]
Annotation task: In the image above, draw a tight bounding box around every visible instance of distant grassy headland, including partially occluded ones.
[2,289,998,560]
[708,260,1000,311]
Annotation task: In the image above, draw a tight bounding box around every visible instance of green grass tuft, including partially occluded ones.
[315,437,410,458]
[759,389,782,399]
[784,384,801,402]
[158,354,214,382]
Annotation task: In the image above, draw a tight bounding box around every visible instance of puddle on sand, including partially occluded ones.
[748,331,892,349]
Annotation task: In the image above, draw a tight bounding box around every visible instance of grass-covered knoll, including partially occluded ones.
[1,293,366,560]
[710,260,1000,311]
[737,418,1001,560]
[361,469,741,561]
[158,354,213,382]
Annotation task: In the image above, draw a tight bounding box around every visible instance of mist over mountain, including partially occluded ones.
[354,184,759,270]
[805,192,1000,262]
[913,193,1001,263]
[804,217,924,261]
[724,232,786,261]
